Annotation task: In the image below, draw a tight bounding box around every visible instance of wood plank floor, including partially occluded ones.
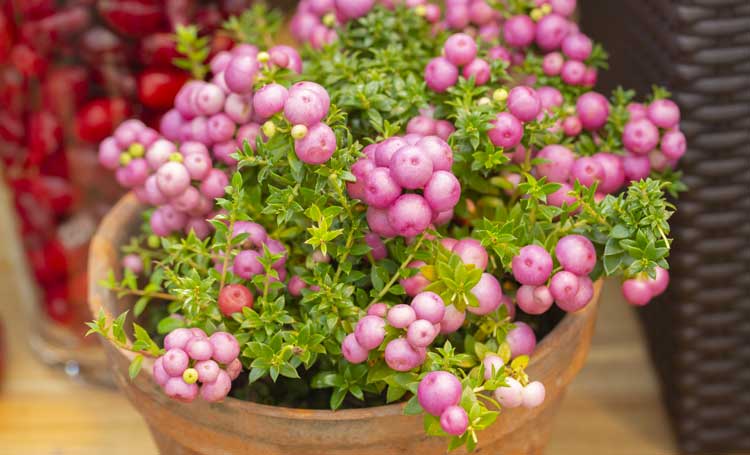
[0,183,678,454]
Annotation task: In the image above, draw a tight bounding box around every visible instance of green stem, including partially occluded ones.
[108,286,178,302]
[370,235,426,305]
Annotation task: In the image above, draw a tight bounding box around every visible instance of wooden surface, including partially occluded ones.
[0,183,678,454]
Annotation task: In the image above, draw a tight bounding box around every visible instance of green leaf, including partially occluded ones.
[403,395,423,415]
[128,355,143,380]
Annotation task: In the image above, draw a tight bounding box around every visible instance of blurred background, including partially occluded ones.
[0,1,747,454]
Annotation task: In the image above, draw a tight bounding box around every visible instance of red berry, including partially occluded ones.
[97,0,166,37]
[218,284,254,316]
[137,69,189,110]
[75,98,132,143]
[138,33,179,67]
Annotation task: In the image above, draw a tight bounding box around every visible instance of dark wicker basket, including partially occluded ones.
[579,1,750,453]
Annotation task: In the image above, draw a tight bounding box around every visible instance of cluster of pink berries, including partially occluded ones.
[417,371,468,435]
[512,235,596,314]
[152,328,242,403]
[425,32,489,92]
[348,134,459,238]
[621,266,670,307]
[622,99,685,175]
[227,221,288,282]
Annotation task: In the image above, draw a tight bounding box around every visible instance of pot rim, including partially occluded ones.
[89,193,602,422]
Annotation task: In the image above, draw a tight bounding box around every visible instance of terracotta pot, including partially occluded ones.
[89,194,603,455]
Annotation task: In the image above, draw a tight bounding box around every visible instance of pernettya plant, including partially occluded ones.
[88,0,683,451]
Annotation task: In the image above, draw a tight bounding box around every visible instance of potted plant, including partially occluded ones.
[87,1,683,453]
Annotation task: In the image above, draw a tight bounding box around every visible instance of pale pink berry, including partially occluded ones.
[186,337,213,361]
[424,171,461,212]
[494,377,523,408]
[163,328,193,352]
[224,55,258,94]
[555,235,596,276]
[387,194,433,237]
[418,371,462,416]
[549,271,580,303]
[200,169,229,199]
[355,315,386,350]
[342,333,369,364]
[224,93,254,124]
[284,88,327,126]
[536,145,575,183]
[661,130,686,161]
[462,58,491,85]
[512,245,553,286]
[163,348,190,376]
[571,156,604,188]
[253,83,289,119]
[164,377,199,402]
[506,321,536,358]
[400,261,431,297]
[367,303,388,318]
[452,238,488,270]
[365,232,387,260]
[425,57,459,93]
[647,266,670,296]
[209,332,240,364]
[384,338,423,371]
[488,112,523,148]
[440,304,466,334]
[153,357,170,386]
[521,381,546,408]
[556,275,594,312]
[417,136,454,171]
[516,285,554,315]
[622,278,653,306]
[387,304,417,329]
[411,292,446,324]
[483,354,505,379]
[390,145,434,189]
[294,122,337,165]
[542,52,564,76]
[434,120,455,141]
[647,99,680,129]
[200,370,232,403]
[468,273,503,315]
[194,359,221,384]
[407,319,439,347]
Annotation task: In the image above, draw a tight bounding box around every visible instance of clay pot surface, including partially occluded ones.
[89,193,602,455]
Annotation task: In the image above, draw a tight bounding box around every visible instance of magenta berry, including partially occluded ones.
[647,99,680,130]
[416,136,454,171]
[468,273,503,315]
[562,33,592,61]
[622,278,653,306]
[355,315,387,350]
[503,15,536,48]
[549,271,580,303]
[367,206,397,237]
[512,245,553,286]
[661,130,686,161]
[284,88,327,126]
[342,333,369,364]
[536,145,575,183]
[387,304,417,329]
[418,371,463,416]
[571,156,604,188]
[483,354,505,379]
[424,170,461,212]
[555,234,596,276]
[365,232,388,260]
[440,405,469,436]
[462,58,491,85]
[294,122,337,165]
[335,0,375,19]
[387,194,433,237]
[425,57,459,93]
[542,52,564,76]
[506,321,536,358]
[557,275,594,312]
[516,285,554,315]
[411,292,446,324]
[444,33,478,67]
[647,266,670,296]
[488,112,523,148]
[384,337,423,371]
[623,118,660,155]
[390,145,434,189]
[576,92,610,131]
[507,86,542,122]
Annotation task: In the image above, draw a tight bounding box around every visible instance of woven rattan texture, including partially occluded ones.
[580,1,750,453]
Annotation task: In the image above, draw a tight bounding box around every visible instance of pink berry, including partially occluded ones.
[233,222,268,247]
[153,356,170,386]
[294,122,337,165]
[425,57,459,93]
[622,278,653,306]
[563,115,582,136]
[535,13,569,51]
[623,152,652,182]
[156,161,190,198]
[576,92,609,131]
[661,130,686,161]
[488,112,523,148]
[468,273,503,315]
[417,371,462,416]
[647,99,680,129]
[411,292,446,324]
[512,245,553,286]
[416,136,454,171]
[194,359,221,384]
[209,332,240,364]
[440,304,466,334]
[452,238,488,270]
[385,338,423,371]
[549,271,580,303]
[571,156,604,188]
[424,171,461,212]
[537,86,564,111]
[462,58,491,85]
[200,370,232,403]
[440,405,469,436]
[506,321,536,358]
[507,86,541,122]
[387,194,433,237]
[162,348,190,376]
[562,33,592,61]
[561,60,586,85]
[367,206,398,237]
[207,113,235,143]
[365,232,388,260]
[164,377,199,402]
[290,82,330,115]
[375,137,407,167]
[335,0,375,19]
[647,266,670,296]
[186,337,213,361]
[516,285,554,315]
[364,167,402,209]
[623,118,660,155]
[390,145,434,189]
[555,235,596,276]
[387,304,417,329]
[233,250,264,279]
[503,15,536,48]
[226,358,242,380]
[406,115,437,137]
[536,145,575,183]
[400,261,431,296]
[200,169,229,199]
[434,120,455,141]
[164,327,194,352]
[224,93,254,124]
[483,354,505,379]
[160,110,185,141]
[494,377,523,408]
[342,333,369,364]
[195,83,225,116]
[407,319,438,347]
[253,83,289,119]
[367,303,388,318]
[444,33,478,67]
[521,381,546,408]
[224,55,258,94]
[355,315,386,350]
[284,88,327,126]
[542,52,564,76]
[556,275,594,312]
[549,0,577,16]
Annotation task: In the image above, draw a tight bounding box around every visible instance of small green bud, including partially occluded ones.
[291,124,308,140]
[477,97,491,106]
[530,8,544,21]
[182,368,199,384]
[540,4,552,14]
[147,235,160,249]
[414,5,427,16]
[262,121,277,138]
[322,13,336,27]
[257,51,270,63]
[119,152,132,166]
[493,89,508,103]
[169,152,183,163]
[128,143,145,158]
